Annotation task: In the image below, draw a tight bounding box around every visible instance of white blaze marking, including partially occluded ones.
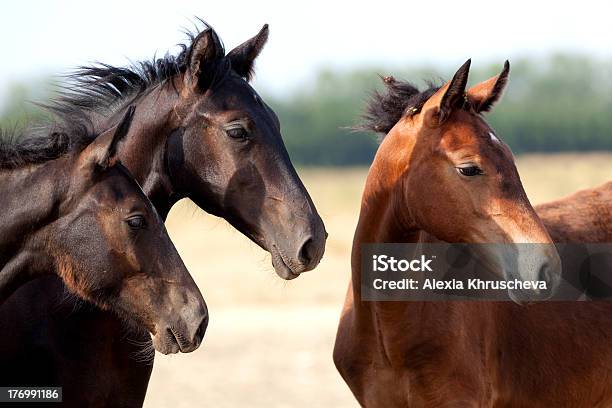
[489,131,500,143]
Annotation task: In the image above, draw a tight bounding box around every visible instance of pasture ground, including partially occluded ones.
[144,153,612,408]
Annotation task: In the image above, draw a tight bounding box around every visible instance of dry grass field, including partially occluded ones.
[144,153,612,408]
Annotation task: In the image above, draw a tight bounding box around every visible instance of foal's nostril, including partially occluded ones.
[194,314,209,344]
[537,262,560,297]
[298,238,315,265]
[538,263,556,286]
[538,264,549,283]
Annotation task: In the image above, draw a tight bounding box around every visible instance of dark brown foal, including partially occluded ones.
[0,108,208,356]
[0,22,326,407]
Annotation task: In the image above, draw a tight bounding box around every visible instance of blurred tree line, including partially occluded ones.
[2,54,612,166]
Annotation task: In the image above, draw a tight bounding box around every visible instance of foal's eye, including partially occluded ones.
[457,165,484,177]
[126,215,147,230]
[226,127,248,140]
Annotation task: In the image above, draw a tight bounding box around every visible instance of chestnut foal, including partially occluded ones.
[335,61,612,407]
[538,181,612,243]
[0,108,207,355]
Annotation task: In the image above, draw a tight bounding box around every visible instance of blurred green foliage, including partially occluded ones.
[2,54,612,166]
[0,79,54,127]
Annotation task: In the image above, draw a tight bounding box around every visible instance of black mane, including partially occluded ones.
[47,22,229,132]
[1,22,229,169]
[0,128,72,169]
[53,28,226,114]
[360,76,440,135]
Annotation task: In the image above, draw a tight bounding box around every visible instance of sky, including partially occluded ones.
[0,0,611,102]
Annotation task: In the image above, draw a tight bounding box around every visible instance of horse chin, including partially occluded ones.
[271,248,301,280]
[152,329,181,355]
[507,289,530,305]
[507,286,553,304]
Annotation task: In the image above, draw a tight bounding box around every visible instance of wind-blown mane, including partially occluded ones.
[47,22,229,134]
[0,129,72,169]
[53,26,227,114]
[360,76,440,136]
[0,22,230,170]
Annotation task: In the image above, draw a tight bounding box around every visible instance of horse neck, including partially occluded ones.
[101,86,181,220]
[349,149,470,353]
[0,159,70,301]
[0,159,70,237]
[351,149,421,300]
[347,156,433,365]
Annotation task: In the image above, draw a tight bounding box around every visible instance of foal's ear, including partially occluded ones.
[81,106,135,171]
[227,24,269,81]
[467,60,510,113]
[422,59,471,127]
[185,28,225,92]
